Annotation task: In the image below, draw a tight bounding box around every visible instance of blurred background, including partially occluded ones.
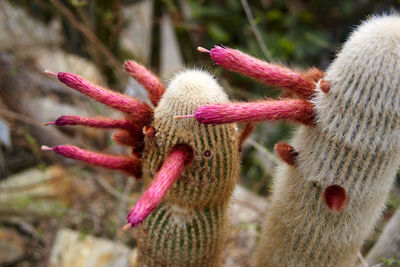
[0,0,400,266]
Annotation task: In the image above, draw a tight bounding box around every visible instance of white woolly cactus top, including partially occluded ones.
[157,70,229,117]
[314,15,400,151]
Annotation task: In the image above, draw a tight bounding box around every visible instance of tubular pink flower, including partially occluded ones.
[57,72,153,120]
[123,60,166,106]
[43,144,141,178]
[49,115,135,129]
[194,99,315,125]
[126,144,194,227]
[209,46,316,99]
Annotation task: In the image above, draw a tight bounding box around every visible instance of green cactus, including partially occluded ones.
[137,70,240,266]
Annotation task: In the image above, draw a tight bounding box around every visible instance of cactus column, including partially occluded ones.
[136,71,239,266]
[192,15,400,266]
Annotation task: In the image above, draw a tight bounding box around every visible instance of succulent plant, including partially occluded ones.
[42,64,241,266]
[189,15,400,266]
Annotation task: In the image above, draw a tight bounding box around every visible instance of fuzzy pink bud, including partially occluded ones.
[44,144,141,178]
[50,115,135,129]
[126,145,193,227]
[210,46,316,99]
[194,99,315,125]
[123,60,166,106]
[57,72,153,121]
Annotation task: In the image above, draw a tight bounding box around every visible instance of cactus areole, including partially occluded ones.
[192,16,400,266]
[43,66,240,266]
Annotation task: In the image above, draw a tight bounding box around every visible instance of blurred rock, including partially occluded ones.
[0,165,94,218]
[231,184,268,225]
[366,207,400,266]
[27,97,89,125]
[224,185,268,267]
[120,0,153,63]
[0,116,11,149]
[49,228,136,267]
[160,12,183,79]
[35,49,106,86]
[0,1,61,56]
[0,53,93,165]
[0,228,25,265]
[124,78,152,106]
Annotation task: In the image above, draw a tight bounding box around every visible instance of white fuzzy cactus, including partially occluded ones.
[191,15,400,266]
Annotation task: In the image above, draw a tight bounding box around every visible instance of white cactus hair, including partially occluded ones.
[255,13,400,267]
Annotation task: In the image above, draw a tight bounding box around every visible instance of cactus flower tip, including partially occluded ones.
[174,114,195,120]
[44,121,56,126]
[197,46,210,53]
[41,145,53,151]
[122,223,132,231]
[44,69,57,77]
[126,211,145,227]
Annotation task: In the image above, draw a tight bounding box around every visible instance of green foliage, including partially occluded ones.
[386,194,400,212]
[380,256,400,266]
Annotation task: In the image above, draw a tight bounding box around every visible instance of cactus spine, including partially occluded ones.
[192,15,400,266]
[137,70,239,266]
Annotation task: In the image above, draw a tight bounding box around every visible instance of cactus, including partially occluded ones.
[133,70,240,266]
[188,15,400,266]
[42,65,240,266]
